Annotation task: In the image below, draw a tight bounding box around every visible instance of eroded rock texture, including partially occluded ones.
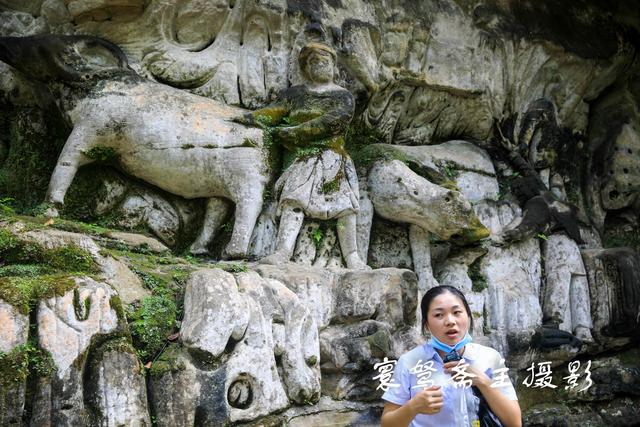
[1,0,640,426]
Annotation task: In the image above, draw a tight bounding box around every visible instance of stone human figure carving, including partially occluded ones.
[238,43,366,269]
[542,174,594,343]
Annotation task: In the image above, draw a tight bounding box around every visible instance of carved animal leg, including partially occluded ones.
[409,224,439,295]
[542,263,571,327]
[190,197,232,255]
[267,280,320,403]
[45,127,95,216]
[338,213,368,270]
[223,195,263,259]
[260,206,304,264]
[570,274,594,343]
[355,177,374,262]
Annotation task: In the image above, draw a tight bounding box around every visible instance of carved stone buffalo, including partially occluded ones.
[0,35,269,257]
[360,155,490,291]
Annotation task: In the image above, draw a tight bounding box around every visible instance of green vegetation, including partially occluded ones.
[0,197,15,215]
[0,104,68,213]
[0,264,51,277]
[0,342,57,388]
[344,121,385,167]
[0,275,77,315]
[321,169,343,194]
[60,167,122,221]
[438,160,460,180]
[124,266,182,362]
[603,226,640,252]
[82,145,117,162]
[127,291,177,362]
[310,227,324,250]
[255,115,282,177]
[215,262,248,273]
[0,228,99,314]
[468,257,487,292]
[0,229,97,272]
[148,343,185,377]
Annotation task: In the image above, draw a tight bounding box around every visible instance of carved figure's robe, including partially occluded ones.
[248,85,360,219]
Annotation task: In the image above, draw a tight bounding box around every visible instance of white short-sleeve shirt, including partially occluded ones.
[382,342,517,427]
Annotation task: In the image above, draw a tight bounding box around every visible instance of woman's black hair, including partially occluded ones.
[420,285,474,335]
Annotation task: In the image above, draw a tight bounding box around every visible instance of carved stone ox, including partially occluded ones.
[360,154,490,292]
[0,35,269,258]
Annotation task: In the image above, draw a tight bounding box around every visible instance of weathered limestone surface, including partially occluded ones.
[1,0,640,426]
[37,277,119,378]
[0,299,28,353]
[483,238,543,357]
[33,277,131,425]
[543,233,593,342]
[19,224,150,303]
[87,349,151,427]
[0,301,29,426]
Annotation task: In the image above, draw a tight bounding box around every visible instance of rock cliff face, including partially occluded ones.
[1,1,640,426]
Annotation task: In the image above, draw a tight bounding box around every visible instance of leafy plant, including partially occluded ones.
[0,342,56,387]
[0,196,15,215]
[310,228,324,250]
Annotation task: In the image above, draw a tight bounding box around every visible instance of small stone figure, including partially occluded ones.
[238,43,367,269]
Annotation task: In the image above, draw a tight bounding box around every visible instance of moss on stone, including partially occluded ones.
[0,228,98,273]
[367,329,392,355]
[0,342,57,388]
[82,145,117,162]
[0,228,99,314]
[61,166,119,221]
[0,274,77,314]
[469,257,487,292]
[127,292,177,361]
[109,295,126,323]
[149,343,186,377]
[0,105,68,213]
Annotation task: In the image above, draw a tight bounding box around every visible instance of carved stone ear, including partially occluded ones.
[73,38,128,70]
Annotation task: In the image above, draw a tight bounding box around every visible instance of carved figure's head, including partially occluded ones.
[299,42,336,84]
[0,35,132,83]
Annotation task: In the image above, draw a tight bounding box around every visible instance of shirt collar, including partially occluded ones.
[423,342,476,364]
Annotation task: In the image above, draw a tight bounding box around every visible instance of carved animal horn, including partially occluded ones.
[0,35,77,81]
[0,35,131,82]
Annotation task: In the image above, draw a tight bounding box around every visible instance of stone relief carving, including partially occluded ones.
[1,1,640,425]
[0,34,270,259]
[237,41,367,269]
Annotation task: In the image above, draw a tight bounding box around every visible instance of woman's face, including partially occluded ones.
[304,51,334,83]
[425,291,470,346]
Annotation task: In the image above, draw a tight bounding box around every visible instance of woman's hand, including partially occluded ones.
[443,360,522,427]
[443,360,491,388]
[408,385,444,415]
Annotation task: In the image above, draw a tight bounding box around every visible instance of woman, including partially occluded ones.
[381,285,522,427]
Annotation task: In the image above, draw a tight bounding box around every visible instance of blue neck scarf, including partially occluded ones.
[429,333,472,355]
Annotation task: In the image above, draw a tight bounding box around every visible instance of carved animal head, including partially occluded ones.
[0,34,132,83]
[368,160,490,243]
